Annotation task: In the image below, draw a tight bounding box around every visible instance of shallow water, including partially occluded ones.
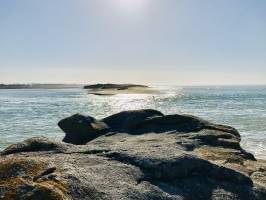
[0,85,265,159]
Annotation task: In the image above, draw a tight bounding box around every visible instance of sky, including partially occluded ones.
[0,0,265,85]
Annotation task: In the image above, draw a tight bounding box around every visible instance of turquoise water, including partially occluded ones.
[0,86,265,159]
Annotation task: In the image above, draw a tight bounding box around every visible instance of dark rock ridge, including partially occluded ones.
[1,109,266,200]
[83,83,148,90]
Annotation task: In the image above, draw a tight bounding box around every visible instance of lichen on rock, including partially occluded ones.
[0,158,70,200]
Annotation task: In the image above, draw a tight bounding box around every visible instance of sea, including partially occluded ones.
[0,85,265,159]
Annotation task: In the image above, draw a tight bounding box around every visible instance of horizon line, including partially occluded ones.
[1,83,266,87]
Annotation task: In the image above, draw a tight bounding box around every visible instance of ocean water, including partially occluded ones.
[0,86,265,159]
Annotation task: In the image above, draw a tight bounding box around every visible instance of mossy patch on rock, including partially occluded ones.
[0,158,70,200]
[0,158,47,179]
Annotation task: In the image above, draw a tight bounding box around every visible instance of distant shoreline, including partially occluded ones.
[0,84,83,89]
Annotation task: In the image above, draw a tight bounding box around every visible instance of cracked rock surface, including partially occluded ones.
[1,109,266,200]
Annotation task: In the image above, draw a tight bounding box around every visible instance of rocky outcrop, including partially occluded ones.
[83,84,148,90]
[83,84,158,95]
[1,109,266,200]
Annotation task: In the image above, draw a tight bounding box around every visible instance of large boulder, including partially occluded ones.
[124,114,240,136]
[58,114,108,145]
[102,109,164,131]
[1,109,266,200]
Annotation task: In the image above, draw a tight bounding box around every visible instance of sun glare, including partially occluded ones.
[110,0,150,14]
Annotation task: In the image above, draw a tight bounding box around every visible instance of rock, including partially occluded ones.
[126,114,240,136]
[105,151,252,185]
[0,157,70,200]
[102,109,164,132]
[1,109,266,200]
[83,83,159,95]
[1,136,66,155]
[58,114,108,145]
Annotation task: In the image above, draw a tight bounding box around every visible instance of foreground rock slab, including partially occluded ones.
[1,109,266,200]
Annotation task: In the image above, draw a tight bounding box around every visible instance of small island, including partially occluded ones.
[83,83,159,95]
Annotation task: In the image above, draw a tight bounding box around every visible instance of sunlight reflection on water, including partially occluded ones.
[0,86,265,159]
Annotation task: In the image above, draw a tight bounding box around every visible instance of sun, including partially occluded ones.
[111,0,150,14]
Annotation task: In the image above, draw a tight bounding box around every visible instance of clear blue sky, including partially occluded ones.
[0,0,265,85]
